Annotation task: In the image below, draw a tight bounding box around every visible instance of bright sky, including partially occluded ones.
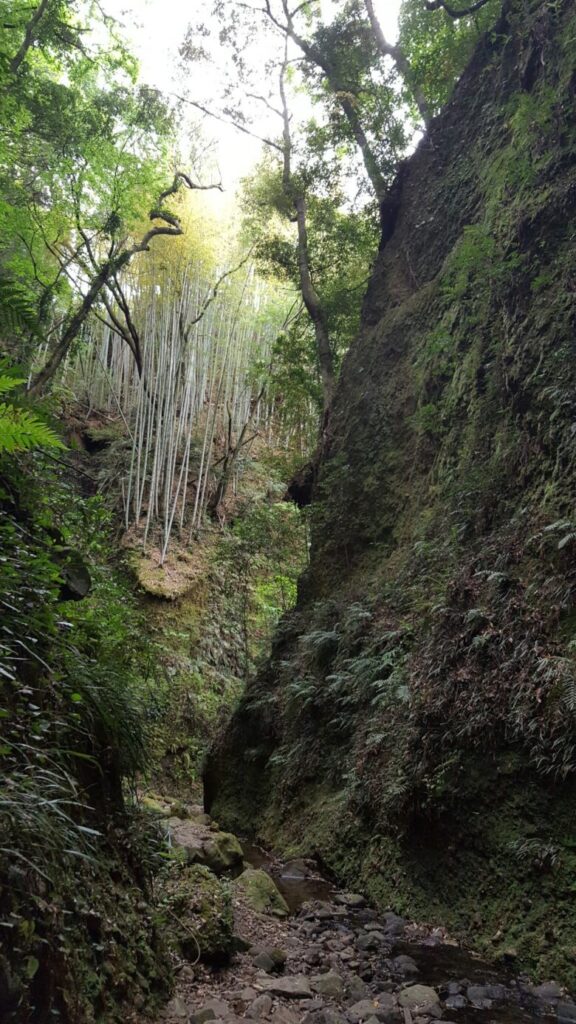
[103,0,402,188]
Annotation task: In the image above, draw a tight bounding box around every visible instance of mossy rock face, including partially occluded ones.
[161,864,234,964]
[234,868,289,918]
[205,0,576,988]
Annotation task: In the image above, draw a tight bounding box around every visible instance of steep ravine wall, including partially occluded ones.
[206,0,576,985]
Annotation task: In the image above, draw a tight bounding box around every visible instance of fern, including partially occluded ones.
[0,275,38,340]
[0,361,64,453]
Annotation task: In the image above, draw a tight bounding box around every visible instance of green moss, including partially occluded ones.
[159,864,234,964]
[233,868,289,918]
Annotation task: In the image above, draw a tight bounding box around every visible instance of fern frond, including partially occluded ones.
[0,373,25,396]
[0,275,38,339]
[0,404,64,453]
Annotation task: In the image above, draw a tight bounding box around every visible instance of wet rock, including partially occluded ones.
[311,971,346,998]
[485,984,506,1001]
[445,995,467,1010]
[235,869,290,918]
[392,956,418,977]
[445,983,462,996]
[398,986,442,1018]
[381,914,407,937]
[466,986,492,1009]
[535,983,563,1004]
[557,1001,576,1023]
[255,974,313,998]
[247,994,273,1018]
[282,859,310,879]
[336,893,366,909]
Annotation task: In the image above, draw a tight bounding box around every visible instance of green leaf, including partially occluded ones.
[25,957,40,979]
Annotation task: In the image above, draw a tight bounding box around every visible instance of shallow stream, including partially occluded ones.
[241,839,568,1024]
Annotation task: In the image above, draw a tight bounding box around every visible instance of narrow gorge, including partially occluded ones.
[2,0,576,1021]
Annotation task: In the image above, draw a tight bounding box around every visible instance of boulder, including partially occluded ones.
[203,832,244,874]
[168,819,244,875]
[161,864,234,964]
[398,987,441,1018]
[234,868,289,918]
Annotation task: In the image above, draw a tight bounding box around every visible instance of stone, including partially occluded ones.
[311,971,346,998]
[247,995,273,1018]
[253,952,277,973]
[534,983,562,1003]
[381,914,407,937]
[356,934,379,952]
[161,864,233,964]
[336,893,366,908]
[398,986,442,1018]
[166,997,189,1019]
[256,975,313,998]
[348,997,396,1023]
[347,978,371,1003]
[392,956,418,977]
[282,859,310,879]
[191,1000,230,1024]
[270,1010,300,1024]
[252,947,287,973]
[485,984,506,1001]
[445,996,467,1010]
[322,1011,349,1024]
[466,986,492,1008]
[202,832,245,874]
[235,869,290,918]
[557,1002,576,1023]
[168,819,244,875]
[235,988,259,1004]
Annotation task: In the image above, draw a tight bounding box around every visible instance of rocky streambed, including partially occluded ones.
[146,799,575,1024]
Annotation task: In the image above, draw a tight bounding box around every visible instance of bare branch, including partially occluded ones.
[173,94,284,153]
[10,0,50,74]
[28,173,204,392]
[425,0,492,17]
